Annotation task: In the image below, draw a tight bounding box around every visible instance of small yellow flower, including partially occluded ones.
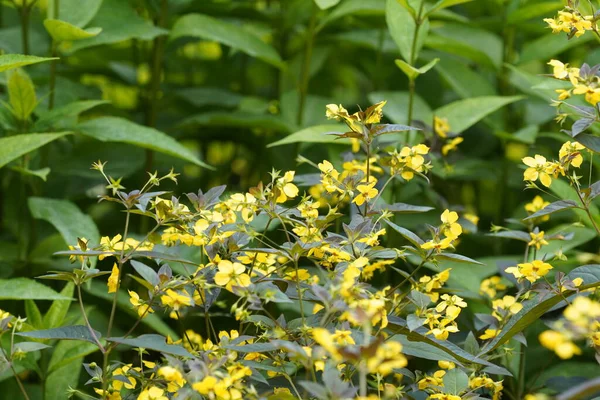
[525,195,550,221]
[107,263,119,293]
[528,231,549,250]
[434,116,450,138]
[137,386,168,400]
[548,59,569,79]
[440,209,462,239]
[441,137,463,156]
[352,182,378,206]
[539,330,581,359]
[522,155,552,187]
[479,329,500,340]
[276,171,299,203]
[559,141,585,168]
[506,260,553,283]
[421,236,454,253]
[129,290,154,318]
[479,276,507,298]
[214,260,251,291]
[161,289,192,311]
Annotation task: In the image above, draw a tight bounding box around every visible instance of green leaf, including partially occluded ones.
[480,265,600,354]
[47,340,98,373]
[25,300,44,330]
[387,316,511,375]
[507,2,562,25]
[318,0,385,30]
[442,368,469,395]
[427,0,472,15]
[10,166,51,181]
[48,0,103,27]
[434,96,523,134]
[107,334,193,357]
[170,14,283,68]
[425,34,495,69]
[409,290,431,309]
[395,58,439,80]
[0,278,71,300]
[43,282,75,329]
[45,345,84,400]
[8,68,37,121]
[376,202,434,213]
[130,260,159,288]
[0,54,58,72]
[519,33,593,65]
[34,100,108,131]
[435,252,484,265]
[434,57,496,98]
[0,132,71,169]
[17,325,101,345]
[385,220,424,246]
[77,117,213,169]
[387,0,429,63]
[67,0,168,54]
[268,124,349,147]
[13,342,51,353]
[523,200,579,221]
[314,0,341,9]
[576,133,600,154]
[28,197,100,248]
[43,19,102,42]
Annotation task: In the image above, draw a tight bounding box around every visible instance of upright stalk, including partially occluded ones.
[144,0,168,171]
[19,3,30,55]
[48,0,59,110]
[297,3,318,127]
[406,0,426,128]
[359,323,372,397]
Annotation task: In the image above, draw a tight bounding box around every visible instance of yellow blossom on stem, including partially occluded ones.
[434,116,450,138]
[137,386,168,400]
[479,276,507,298]
[128,290,153,318]
[522,155,552,187]
[559,141,585,168]
[107,263,119,293]
[353,181,378,206]
[214,260,251,291]
[442,137,463,156]
[479,328,500,340]
[160,289,192,311]
[276,171,299,203]
[421,236,454,253]
[528,231,549,250]
[440,209,462,239]
[505,260,553,283]
[539,330,582,359]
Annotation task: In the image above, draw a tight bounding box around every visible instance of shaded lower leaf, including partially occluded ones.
[0,132,70,169]
[17,325,101,345]
[385,220,424,246]
[107,334,193,357]
[523,200,578,221]
[0,278,72,300]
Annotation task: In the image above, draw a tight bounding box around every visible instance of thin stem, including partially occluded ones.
[406,0,425,140]
[294,259,306,329]
[297,2,318,127]
[19,5,29,55]
[10,363,30,400]
[48,0,59,110]
[575,184,600,236]
[77,284,106,353]
[516,343,526,399]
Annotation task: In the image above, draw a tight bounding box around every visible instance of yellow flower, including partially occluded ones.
[214,260,251,291]
[539,330,581,359]
[548,59,569,79]
[421,236,454,253]
[192,376,217,395]
[441,137,463,156]
[522,155,552,187]
[112,365,136,390]
[276,171,299,203]
[440,209,462,239]
[505,260,553,283]
[528,231,549,250]
[525,195,550,221]
[479,276,507,298]
[573,84,600,105]
[325,104,349,120]
[158,366,186,393]
[435,294,467,320]
[366,341,407,376]
[352,182,378,206]
[160,289,192,311]
[559,141,585,168]
[312,328,342,360]
[492,295,523,321]
[94,389,122,400]
[107,263,119,293]
[479,329,500,340]
[364,100,386,124]
[438,360,455,369]
[429,394,462,400]
[128,290,154,318]
[434,116,450,138]
[137,386,168,400]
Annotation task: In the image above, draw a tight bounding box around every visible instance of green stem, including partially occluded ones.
[48,0,59,110]
[77,283,106,353]
[359,323,372,397]
[516,343,526,399]
[297,3,318,127]
[406,0,425,139]
[19,5,29,55]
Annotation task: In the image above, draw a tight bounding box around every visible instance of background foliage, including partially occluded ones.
[1,0,600,399]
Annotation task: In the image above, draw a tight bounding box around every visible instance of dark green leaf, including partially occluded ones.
[436,253,484,265]
[0,278,72,300]
[523,200,579,221]
[268,124,349,147]
[107,334,193,357]
[43,282,75,329]
[0,133,71,169]
[170,14,283,68]
[77,117,213,169]
[385,220,424,246]
[0,54,58,72]
[17,325,101,345]
[442,368,469,395]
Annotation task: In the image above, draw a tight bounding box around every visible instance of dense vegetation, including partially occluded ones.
[3,0,600,399]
